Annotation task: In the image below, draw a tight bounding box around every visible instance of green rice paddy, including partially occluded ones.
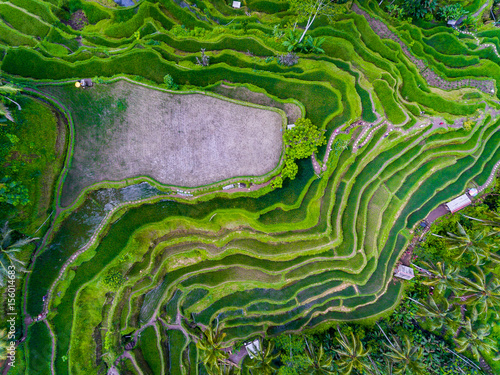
[2,0,499,373]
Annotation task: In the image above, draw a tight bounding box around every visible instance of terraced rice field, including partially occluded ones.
[3,0,500,373]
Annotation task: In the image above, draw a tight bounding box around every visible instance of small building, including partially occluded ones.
[445,194,472,213]
[232,1,241,8]
[287,124,295,130]
[245,339,261,359]
[223,184,235,190]
[394,265,414,280]
[468,187,478,197]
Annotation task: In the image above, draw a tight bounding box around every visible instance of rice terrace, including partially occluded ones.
[1,0,500,374]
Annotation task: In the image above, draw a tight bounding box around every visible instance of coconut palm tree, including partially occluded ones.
[304,338,335,375]
[383,334,426,375]
[455,318,496,362]
[0,329,8,360]
[0,222,38,286]
[218,364,241,375]
[456,267,500,318]
[196,324,230,374]
[463,212,500,234]
[247,338,279,375]
[431,223,493,265]
[415,294,461,332]
[332,328,372,375]
[0,83,22,122]
[417,260,460,294]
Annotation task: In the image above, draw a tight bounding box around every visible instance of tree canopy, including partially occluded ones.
[284,118,326,160]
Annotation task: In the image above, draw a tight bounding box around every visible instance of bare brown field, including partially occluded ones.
[43,80,284,206]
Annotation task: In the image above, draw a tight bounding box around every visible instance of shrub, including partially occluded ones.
[436,4,467,21]
[271,176,283,189]
[402,0,437,19]
[386,4,404,18]
[463,118,474,131]
[102,270,125,289]
[459,15,477,31]
[282,30,325,54]
[282,159,298,180]
[0,177,29,206]
[163,74,179,90]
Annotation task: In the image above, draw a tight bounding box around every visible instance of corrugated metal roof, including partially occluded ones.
[395,265,414,280]
[445,194,471,213]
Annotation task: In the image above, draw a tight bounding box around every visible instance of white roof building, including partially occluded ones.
[245,339,261,359]
[394,265,414,280]
[445,194,472,213]
[232,1,241,8]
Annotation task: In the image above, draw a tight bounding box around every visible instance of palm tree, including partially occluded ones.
[463,212,500,234]
[0,83,22,122]
[455,318,496,362]
[196,324,231,374]
[417,260,460,294]
[431,223,493,265]
[0,329,8,360]
[383,335,426,375]
[304,338,335,375]
[415,294,461,332]
[332,328,372,375]
[247,338,279,375]
[0,222,38,286]
[456,267,500,318]
[218,364,241,375]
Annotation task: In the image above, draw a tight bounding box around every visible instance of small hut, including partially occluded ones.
[244,340,261,359]
[232,1,241,9]
[75,79,93,88]
[394,265,414,280]
[445,194,472,213]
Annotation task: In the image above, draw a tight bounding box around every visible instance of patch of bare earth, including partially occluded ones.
[64,10,88,31]
[59,80,283,205]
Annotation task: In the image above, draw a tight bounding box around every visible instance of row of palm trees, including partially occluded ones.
[411,210,500,372]
[195,323,443,375]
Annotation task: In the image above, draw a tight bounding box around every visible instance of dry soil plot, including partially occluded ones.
[43,80,284,206]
